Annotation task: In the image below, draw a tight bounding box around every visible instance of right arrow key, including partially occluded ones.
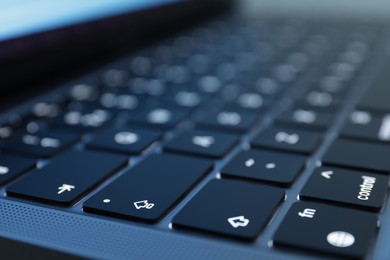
[300,167,388,211]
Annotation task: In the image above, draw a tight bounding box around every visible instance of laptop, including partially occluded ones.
[1,0,390,259]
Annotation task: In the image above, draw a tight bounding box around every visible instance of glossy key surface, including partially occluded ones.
[276,108,333,130]
[341,110,390,143]
[221,149,305,185]
[0,155,35,186]
[7,150,128,206]
[300,167,388,211]
[322,138,390,173]
[164,129,238,158]
[87,126,161,154]
[197,109,258,133]
[84,153,213,222]
[3,130,78,158]
[173,179,284,240]
[274,202,378,259]
[252,127,321,154]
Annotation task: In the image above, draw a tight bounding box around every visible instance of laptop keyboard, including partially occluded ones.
[1,16,389,259]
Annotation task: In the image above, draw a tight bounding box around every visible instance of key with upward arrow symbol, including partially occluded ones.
[172,179,284,240]
[228,216,249,228]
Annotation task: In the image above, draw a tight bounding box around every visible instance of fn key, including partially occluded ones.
[273,202,378,259]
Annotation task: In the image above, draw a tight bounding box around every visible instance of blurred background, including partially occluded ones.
[239,0,390,19]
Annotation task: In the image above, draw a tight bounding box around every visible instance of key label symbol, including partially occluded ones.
[0,166,9,175]
[275,131,299,145]
[307,91,332,107]
[40,138,61,148]
[57,184,75,194]
[238,93,263,109]
[350,110,371,125]
[378,114,390,141]
[147,109,172,124]
[298,208,316,218]
[217,112,241,126]
[327,231,355,247]
[114,132,139,145]
[133,200,155,210]
[192,136,215,148]
[321,170,334,179]
[228,216,250,228]
[245,158,255,168]
[293,109,317,124]
[22,135,40,146]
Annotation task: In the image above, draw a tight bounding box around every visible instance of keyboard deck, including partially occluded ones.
[1,16,390,259]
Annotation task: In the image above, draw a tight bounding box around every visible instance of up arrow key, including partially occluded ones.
[321,171,333,179]
[228,216,250,228]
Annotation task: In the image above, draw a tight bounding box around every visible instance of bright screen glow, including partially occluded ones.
[0,0,176,41]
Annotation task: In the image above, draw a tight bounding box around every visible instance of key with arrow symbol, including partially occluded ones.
[58,184,75,194]
[228,216,250,228]
[321,170,333,179]
[172,179,285,240]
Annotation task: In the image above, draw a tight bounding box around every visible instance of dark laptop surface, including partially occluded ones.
[1,0,390,259]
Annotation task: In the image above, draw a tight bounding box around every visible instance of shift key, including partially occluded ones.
[6,150,128,206]
[83,153,213,223]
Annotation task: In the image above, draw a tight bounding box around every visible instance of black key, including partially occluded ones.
[276,108,333,130]
[3,131,78,157]
[0,155,35,186]
[173,179,284,241]
[273,202,378,259]
[252,127,321,154]
[83,153,212,222]
[164,129,238,158]
[221,149,305,186]
[128,105,188,130]
[300,167,388,211]
[322,138,390,173]
[341,110,390,142]
[358,61,390,113]
[197,110,258,133]
[87,126,161,155]
[7,150,127,206]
